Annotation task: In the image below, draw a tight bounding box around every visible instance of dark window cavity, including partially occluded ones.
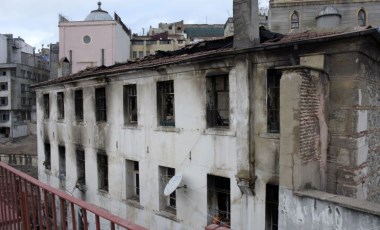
[76,149,85,186]
[291,11,299,29]
[124,84,138,125]
[43,94,50,119]
[44,143,51,170]
[267,69,281,133]
[207,175,230,226]
[0,82,8,91]
[75,90,84,121]
[57,92,64,120]
[58,146,66,179]
[126,160,140,202]
[97,152,108,191]
[207,74,230,127]
[95,87,107,122]
[358,9,366,26]
[265,184,279,230]
[157,80,175,126]
[0,97,8,106]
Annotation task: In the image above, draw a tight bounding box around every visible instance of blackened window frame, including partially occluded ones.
[95,87,107,122]
[124,84,138,125]
[267,69,282,133]
[76,149,86,186]
[43,94,49,119]
[75,90,84,121]
[207,174,231,226]
[206,74,230,128]
[44,143,51,170]
[97,152,108,192]
[57,92,64,120]
[157,80,175,127]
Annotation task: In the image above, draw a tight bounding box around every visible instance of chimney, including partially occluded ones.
[233,0,260,48]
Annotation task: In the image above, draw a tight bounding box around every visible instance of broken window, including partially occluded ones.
[159,166,176,214]
[0,82,8,91]
[358,9,366,26]
[44,143,51,170]
[157,80,175,126]
[76,149,85,186]
[126,160,140,202]
[97,152,108,191]
[207,175,230,226]
[0,97,8,106]
[267,69,281,133]
[95,87,107,122]
[75,90,83,121]
[57,92,64,120]
[43,93,50,119]
[58,145,66,179]
[265,184,279,230]
[291,11,299,29]
[206,74,229,127]
[124,84,138,125]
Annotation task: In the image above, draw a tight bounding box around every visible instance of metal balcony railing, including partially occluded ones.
[0,162,147,230]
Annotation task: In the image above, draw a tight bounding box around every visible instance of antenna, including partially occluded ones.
[164,173,187,196]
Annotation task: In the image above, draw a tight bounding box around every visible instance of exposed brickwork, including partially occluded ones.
[299,72,320,162]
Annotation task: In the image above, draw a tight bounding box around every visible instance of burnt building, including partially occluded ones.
[33,0,380,229]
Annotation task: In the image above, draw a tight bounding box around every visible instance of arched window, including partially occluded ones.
[291,11,299,29]
[358,9,366,26]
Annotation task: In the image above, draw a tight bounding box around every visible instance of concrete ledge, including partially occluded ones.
[295,190,380,217]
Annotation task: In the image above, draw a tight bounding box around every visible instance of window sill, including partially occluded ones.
[123,124,141,130]
[97,189,110,198]
[123,198,143,209]
[44,169,52,175]
[155,210,180,222]
[154,126,180,133]
[203,128,236,137]
[73,121,86,126]
[96,122,108,127]
[56,119,65,123]
[259,133,280,139]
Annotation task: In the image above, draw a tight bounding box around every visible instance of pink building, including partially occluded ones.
[59,2,131,74]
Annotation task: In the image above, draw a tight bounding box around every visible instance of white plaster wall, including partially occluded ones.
[36,59,258,229]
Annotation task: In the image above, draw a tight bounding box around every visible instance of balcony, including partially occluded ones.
[0,162,147,230]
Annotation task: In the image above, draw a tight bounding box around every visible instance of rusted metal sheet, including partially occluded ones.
[0,162,147,230]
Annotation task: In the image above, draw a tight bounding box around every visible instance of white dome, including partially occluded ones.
[85,2,113,21]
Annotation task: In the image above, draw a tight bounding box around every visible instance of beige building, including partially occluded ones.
[269,0,380,34]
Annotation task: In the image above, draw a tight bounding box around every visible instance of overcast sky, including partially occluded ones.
[0,0,260,49]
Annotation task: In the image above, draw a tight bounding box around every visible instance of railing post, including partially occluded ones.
[70,203,77,230]
[22,191,31,230]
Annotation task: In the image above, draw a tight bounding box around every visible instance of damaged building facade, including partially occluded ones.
[33,0,380,229]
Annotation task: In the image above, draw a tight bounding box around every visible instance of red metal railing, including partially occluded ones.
[0,162,147,230]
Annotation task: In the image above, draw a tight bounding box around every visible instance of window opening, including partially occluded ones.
[0,97,8,106]
[126,160,140,202]
[43,94,49,119]
[207,74,229,127]
[207,175,230,227]
[95,87,107,122]
[57,92,64,119]
[44,143,51,170]
[267,69,281,133]
[97,152,108,191]
[76,149,85,186]
[157,81,175,126]
[58,146,66,179]
[291,11,299,29]
[0,82,8,91]
[75,90,83,121]
[265,184,279,230]
[358,9,366,26]
[159,166,176,214]
[124,85,138,125]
